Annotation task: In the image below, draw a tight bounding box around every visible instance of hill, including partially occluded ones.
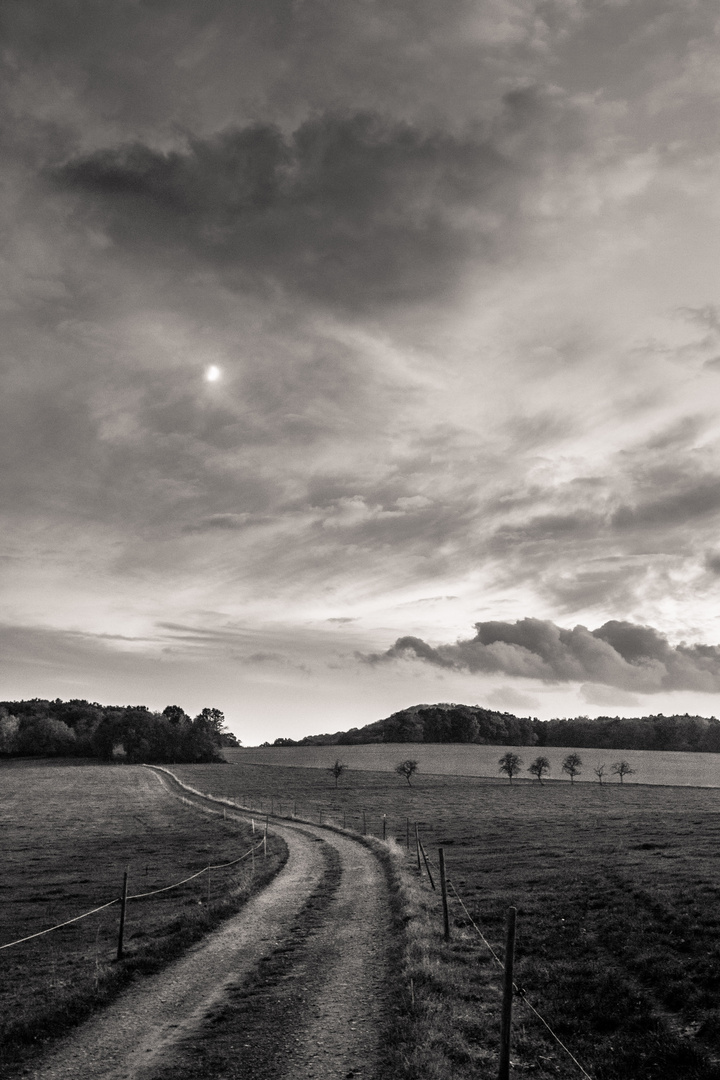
[272,702,720,754]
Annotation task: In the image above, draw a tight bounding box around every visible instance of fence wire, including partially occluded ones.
[446,879,595,1080]
[0,837,265,952]
[0,899,120,952]
[128,839,264,900]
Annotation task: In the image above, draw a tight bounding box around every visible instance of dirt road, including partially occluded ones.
[29,771,394,1080]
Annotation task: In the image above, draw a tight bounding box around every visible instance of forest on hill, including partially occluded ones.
[273,703,720,754]
[0,699,239,763]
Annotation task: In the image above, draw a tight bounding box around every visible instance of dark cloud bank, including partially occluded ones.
[365,618,720,694]
[50,101,551,309]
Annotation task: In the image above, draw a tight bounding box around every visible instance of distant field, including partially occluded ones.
[175,757,720,1077]
[0,760,284,1078]
[228,742,720,786]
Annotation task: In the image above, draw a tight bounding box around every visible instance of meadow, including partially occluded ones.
[0,759,285,1078]
[6,749,720,1078]
[229,742,720,787]
[174,751,720,1078]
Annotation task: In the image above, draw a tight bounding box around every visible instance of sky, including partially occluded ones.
[3,0,720,744]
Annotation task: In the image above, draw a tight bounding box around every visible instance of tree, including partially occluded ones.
[162,705,190,725]
[0,710,19,754]
[528,755,551,784]
[395,759,419,786]
[498,751,523,783]
[611,760,635,783]
[594,763,607,784]
[193,707,227,743]
[16,716,77,756]
[561,752,583,784]
[329,759,347,788]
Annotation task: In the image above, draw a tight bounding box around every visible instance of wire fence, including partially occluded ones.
[0,899,122,953]
[446,880,594,1079]
[0,836,265,954]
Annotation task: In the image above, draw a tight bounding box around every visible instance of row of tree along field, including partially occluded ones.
[273,702,720,753]
[0,699,239,762]
[497,750,635,785]
[328,753,634,788]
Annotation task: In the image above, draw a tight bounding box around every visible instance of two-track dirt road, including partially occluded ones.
[29,769,394,1080]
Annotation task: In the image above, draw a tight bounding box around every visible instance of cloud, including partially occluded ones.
[612,478,720,530]
[364,617,720,694]
[0,0,594,155]
[49,76,606,317]
[50,111,523,311]
[486,685,540,712]
[580,683,639,708]
[186,513,250,532]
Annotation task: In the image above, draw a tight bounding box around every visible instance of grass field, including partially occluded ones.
[229,742,720,787]
[173,754,720,1079]
[0,759,285,1078]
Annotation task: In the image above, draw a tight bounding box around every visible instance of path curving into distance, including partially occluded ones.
[30,769,394,1080]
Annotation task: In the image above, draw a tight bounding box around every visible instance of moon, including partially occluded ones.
[205,365,221,382]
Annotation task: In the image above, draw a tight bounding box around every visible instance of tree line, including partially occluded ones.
[0,699,240,763]
[498,751,635,785]
[270,702,720,753]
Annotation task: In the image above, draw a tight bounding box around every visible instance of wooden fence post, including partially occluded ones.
[263,823,268,860]
[419,839,436,890]
[406,818,410,850]
[498,907,517,1080]
[439,848,450,941]
[382,814,387,840]
[415,823,421,873]
[116,868,128,960]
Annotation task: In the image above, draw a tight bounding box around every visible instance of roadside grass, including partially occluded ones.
[175,759,720,1079]
[0,759,286,1079]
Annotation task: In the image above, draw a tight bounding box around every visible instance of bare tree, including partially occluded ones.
[594,763,607,784]
[611,760,635,784]
[395,759,419,786]
[328,759,347,788]
[562,752,583,784]
[528,756,551,784]
[498,751,523,784]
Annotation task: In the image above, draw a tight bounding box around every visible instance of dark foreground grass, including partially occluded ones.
[0,760,287,1079]
[174,759,720,1079]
